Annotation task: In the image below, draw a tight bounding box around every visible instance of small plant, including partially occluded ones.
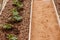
[3,24,12,29]
[8,8,22,22]
[6,34,18,40]
[8,15,22,22]
[8,0,23,22]
[13,0,23,8]
[13,15,22,21]
[12,8,19,16]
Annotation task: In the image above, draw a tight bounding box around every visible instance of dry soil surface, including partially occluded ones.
[31,0,60,40]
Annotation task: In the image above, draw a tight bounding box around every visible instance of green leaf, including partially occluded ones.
[13,15,22,21]
[7,34,18,40]
[12,8,19,16]
[16,2,23,8]
[8,15,22,22]
[13,0,23,8]
[10,36,18,40]
[3,24,12,29]
[7,34,13,38]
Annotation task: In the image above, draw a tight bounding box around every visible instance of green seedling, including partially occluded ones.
[13,15,22,21]
[8,8,22,22]
[7,34,18,40]
[3,24,12,29]
[12,8,19,16]
[13,0,23,8]
[8,15,22,22]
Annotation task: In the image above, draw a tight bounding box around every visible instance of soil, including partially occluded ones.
[54,0,60,18]
[0,0,3,10]
[31,0,60,40]
[0,0,3,4]
[0,0,31,40]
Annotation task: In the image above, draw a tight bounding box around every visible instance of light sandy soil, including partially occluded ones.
[31,0,60,40]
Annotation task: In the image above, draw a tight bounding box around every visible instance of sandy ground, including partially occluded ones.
[31,0,60,40]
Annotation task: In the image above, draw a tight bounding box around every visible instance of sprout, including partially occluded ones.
[13,15,22,21]
[7,1,23,23]
[12,8,19,16]
[13,0,23,8]
[8,15,22,22]
[15,2,23,8]
[7,34,18,40]
[8,8,22,22]
[3,24,12,29]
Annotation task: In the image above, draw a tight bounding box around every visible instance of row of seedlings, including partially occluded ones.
[1,0,23,40]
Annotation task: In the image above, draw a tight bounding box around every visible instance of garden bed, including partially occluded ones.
[0,0,31,40]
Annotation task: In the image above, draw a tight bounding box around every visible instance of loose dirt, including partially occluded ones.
[31,0,60,40]
[0,0,31,40]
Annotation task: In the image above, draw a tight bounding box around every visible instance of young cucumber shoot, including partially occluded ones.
[13,15,22,21]
[7,0,23,22]
[3,24,12,30]
[13,0,23,8]
[8,8,22,22]
[7,34,18,40]
[12,8,19,16]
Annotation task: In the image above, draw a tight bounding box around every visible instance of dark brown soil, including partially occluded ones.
[0,0,3,10]
[0,0,31,40]
[54,0,60,18]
